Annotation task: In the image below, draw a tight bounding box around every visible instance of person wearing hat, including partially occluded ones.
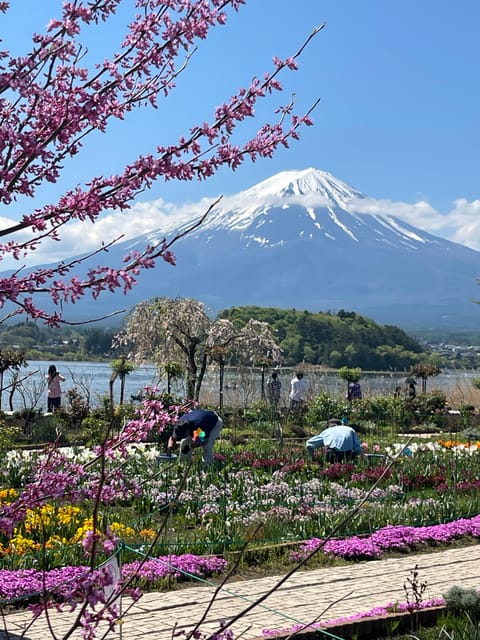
[167,408,223,465]
[306,417,362,463]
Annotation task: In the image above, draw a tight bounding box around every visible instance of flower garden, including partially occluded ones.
[1,388,480,638]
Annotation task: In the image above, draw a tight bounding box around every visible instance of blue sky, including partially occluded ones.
[2,0,480,263]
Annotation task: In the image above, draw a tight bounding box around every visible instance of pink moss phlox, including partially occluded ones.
[0,554,228,602]
[123,554,228,581]
[291,515,480,562]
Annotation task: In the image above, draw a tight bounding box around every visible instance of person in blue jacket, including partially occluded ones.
[306,417,362,463]
[167,408,223,465]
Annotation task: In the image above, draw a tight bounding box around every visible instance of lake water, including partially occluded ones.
[2,360,478,412]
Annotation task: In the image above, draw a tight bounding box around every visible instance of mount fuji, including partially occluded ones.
[13,168,480,330]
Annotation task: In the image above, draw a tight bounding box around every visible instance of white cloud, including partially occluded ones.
[348,196,480,251]
[441,198,480,249]
[348,197,445,229]
[0,196,215,269]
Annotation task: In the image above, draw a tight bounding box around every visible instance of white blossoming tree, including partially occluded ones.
[237,318,283,398]
[206,317,242,409]
[115,296,211,399]
[117,299,282,406]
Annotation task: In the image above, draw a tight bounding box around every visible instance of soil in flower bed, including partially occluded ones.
[376,626,466,639]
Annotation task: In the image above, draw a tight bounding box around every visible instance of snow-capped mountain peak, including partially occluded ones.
[242,167,366,207]
[188,167,368,234]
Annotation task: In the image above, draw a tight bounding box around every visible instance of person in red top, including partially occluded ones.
[46,364,65,413]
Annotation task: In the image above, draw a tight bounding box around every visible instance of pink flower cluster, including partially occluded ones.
[0,394,186,540]
[0,553,227,602]
[291,514,480,561]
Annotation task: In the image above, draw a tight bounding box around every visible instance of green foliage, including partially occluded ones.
[83,327,116,356]
[0,323,118,360]
[78,404,133,446]
[444,586,480,620]
[410,390,447,426]
[31,414,65,444]
[0,349,27,373]
[219,306,426,369]
[0,420,19,453]
[2,316,480,369]
[304,388,450,433]
[410,362,442,378]
[305,390,348,424]
[111,358,136,376]
[10,408,39,436]
[63,388,90,429]
[164,362,184,378]
[410,361,442,393]
[240,401,275,425]
[338,366,361,382]
[353,394,405,424]
[81,415,110,446]
[437,615,480,639]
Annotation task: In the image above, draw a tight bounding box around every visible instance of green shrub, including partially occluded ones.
[0,419,19,453]
[11,408,39,436]
[305,390,347,424]
[241,401,273,424]
[353,394,404,425]
[80,416,110,445]
[64,388,90,429]
[31,414,65,444]
[409,421,441,434]
[462,427,480,441]
[444,585,480,620]
[410,390,447,427]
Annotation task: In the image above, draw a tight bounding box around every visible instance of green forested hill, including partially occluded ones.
[219,306,426,369]
[0,306,428,371]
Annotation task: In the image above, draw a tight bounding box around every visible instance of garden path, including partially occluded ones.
[2,544,480,640]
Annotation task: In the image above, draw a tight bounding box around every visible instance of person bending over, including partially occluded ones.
[167,408,223,465]
[306,417,362,463]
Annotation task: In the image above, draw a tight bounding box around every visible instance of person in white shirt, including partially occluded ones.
[289,371,307,411]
